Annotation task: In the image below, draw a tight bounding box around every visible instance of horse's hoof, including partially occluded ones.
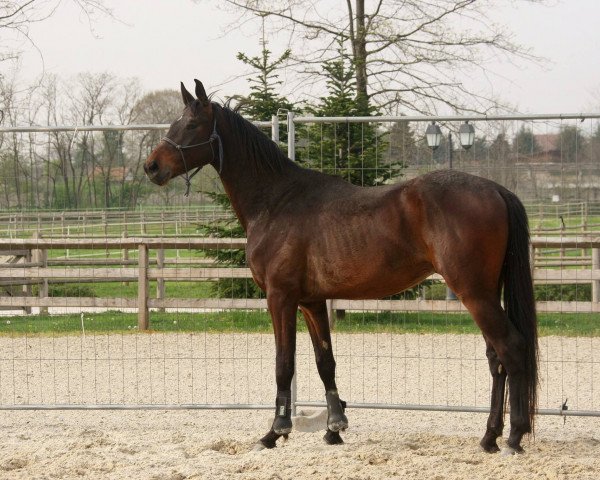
[273,417,293,435]
[273,427,292,435]
[259,430,280,449]
[252,442,266,452]
[501,446,524,456]
[327,414,348,433]
[324,430,344,445]
[505,439,525,455]
[479,438,500,453]
[273,425,292,435]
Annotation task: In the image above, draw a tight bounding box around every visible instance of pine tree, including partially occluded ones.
[558,125,587,163]
[513,125,541,156]
[236,47,293,120]
[298,38,402,186]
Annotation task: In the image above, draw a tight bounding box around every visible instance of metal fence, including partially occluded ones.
[1,113,599,419]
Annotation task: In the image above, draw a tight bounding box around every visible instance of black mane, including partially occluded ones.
[216,103,290,175]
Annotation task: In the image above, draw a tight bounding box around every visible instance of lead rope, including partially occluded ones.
[162,119,223,197]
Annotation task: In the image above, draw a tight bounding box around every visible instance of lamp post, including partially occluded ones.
[459,121,475,150]
[425,122,443,150]
[425,121,475,166]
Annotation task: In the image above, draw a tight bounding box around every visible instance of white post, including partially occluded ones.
[138,244,149,330]
[271,114,280,145]
[287,111,295,161]
[287,110,297,416]
[22,237,32,314]
[156,248,165,313]
[33,232,48,315]
[326,299,336,330]
[593,248,600,304]
[122,232,129,286]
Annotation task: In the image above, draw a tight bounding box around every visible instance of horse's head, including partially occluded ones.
[144,80,217,188]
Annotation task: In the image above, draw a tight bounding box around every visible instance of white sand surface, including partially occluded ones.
[0,409,599,479]
[0,332,598,479]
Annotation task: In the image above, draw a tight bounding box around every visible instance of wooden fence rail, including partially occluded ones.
[1,236,600,328]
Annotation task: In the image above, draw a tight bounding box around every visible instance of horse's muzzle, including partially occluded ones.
[144,159,171,186]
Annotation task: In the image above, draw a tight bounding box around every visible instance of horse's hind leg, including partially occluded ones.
[299,301,348,444]
[462,297,531,453]
[480,339,507,453]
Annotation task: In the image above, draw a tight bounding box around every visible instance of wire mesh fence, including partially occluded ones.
[0,114,599,418]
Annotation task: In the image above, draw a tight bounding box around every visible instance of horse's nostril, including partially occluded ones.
[148,161,159,173]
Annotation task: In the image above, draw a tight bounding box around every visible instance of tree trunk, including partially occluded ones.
[353,0,369,112]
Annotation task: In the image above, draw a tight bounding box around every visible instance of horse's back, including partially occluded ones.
[248,169,512,301]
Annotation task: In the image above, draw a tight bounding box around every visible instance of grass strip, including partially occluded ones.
[0,310,597,337]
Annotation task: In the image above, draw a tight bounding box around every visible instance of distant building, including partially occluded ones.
[515,133,560,163]
[92,166,133,182]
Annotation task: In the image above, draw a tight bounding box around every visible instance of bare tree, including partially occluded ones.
[35,72,121,208]
[2,71,176,209]
[130,89,185,206]
[132,89,182,125]
[0,1,112,63]
[216,0,544,114]
[0,71,23,207]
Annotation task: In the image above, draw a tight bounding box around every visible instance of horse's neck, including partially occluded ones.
[218,137,296,232]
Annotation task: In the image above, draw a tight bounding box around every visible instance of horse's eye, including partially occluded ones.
[186,122,198,130]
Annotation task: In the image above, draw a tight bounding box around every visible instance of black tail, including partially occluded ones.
[498,188,539,432]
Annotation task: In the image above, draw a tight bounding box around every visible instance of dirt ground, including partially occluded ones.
[0,332,598,479]
[0,409,599,479]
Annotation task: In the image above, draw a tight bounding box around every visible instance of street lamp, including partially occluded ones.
[425,122,442,150]
[458,121,475,149]
[425,121,476,151]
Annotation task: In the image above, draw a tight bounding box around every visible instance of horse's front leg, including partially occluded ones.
[258,289,298,449]
[300,301,348,445]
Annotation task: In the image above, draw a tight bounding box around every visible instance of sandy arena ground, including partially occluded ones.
[0,332,598,479]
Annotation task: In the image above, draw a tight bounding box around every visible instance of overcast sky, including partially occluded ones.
[11,0,600,114]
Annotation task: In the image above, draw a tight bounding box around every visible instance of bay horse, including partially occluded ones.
[144,80,538,454]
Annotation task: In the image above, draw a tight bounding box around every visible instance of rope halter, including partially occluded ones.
[161,119,223,196]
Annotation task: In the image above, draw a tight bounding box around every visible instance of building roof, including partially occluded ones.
[535,134,559,153]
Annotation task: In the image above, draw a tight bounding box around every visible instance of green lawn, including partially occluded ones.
[0,310,597,337]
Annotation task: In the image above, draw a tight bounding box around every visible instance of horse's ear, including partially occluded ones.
[180,82,194,106]
[194,79,209,104]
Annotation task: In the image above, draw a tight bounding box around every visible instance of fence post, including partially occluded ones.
[156,248,165,313]
[23,235,33,314]
[138,243,149,330]
[122,232,129,286]
[286,111,298,416]
[326,299,335,330]
[33,232,49,315]
[103,211,108,237]
[593,248,600,304]
[271,114,279,144]
[287,111,295,161]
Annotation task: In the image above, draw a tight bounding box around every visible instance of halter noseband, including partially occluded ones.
[162,119,224,196]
